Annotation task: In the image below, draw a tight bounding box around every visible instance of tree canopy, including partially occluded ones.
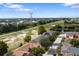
[29,47,45,56]
[0,41,8,56]
[38,25,47,35]
[40,38,52,50]
[24,35,31,43]
[70,38,79,47]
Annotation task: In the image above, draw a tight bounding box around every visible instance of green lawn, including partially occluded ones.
[0,20,64,51]
[0,20,64,40]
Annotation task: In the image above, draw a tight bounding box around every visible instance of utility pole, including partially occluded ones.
[29,11,33,20]
[16,19,20,31]
[6,19,9,25]
[16,21,18,31]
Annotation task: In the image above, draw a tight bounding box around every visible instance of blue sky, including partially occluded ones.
[0,3,79,18]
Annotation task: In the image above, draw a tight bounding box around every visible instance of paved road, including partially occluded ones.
[47,48,56,55]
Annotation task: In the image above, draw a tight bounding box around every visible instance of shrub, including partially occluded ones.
[70,38,79,47]
[0,41,8,56]
[24,35,31,42]
[38,25,47,35]
[29,47,45,56]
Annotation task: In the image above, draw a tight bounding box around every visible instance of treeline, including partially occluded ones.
[64,25,79,32]
[50,25,63,32]
[0,19,59,35]
[50,24,79,32]
[0,23,32,34]
[65,19,79,24]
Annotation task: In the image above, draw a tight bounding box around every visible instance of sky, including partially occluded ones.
[0,3,79,18]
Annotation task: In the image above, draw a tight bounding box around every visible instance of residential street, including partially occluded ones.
[43,33,65,56]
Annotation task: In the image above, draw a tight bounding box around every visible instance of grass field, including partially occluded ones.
[0,20,64,40]
[0,20,64,51]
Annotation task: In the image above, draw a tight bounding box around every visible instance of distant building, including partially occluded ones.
[66,34,73,39]
[65,32,79,39]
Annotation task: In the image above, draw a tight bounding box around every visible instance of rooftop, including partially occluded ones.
[12,42,40,56]
[61,45,79,55]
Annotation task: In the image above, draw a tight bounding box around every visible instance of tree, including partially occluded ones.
[38,20,46,25]
[38,25,47,35]
[29,47,45,56]
[70,39,79,47]
[54,31,60,35]
[48,32,60,42]
[24,35,31,42]
[0,41,8,56]
[47,35,53,41]
[48,35,56,42]
[56,47,61,56]
[50,25,62,31]
[19,43,23,47]
[40,38,52,50]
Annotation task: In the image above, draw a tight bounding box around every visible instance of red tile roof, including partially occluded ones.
[12,42,40,56]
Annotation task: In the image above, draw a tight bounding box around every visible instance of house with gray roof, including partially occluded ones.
[61,45,79,56]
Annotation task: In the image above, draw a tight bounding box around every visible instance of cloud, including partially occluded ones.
[63,3,79,8]
[17,8,32,11]
[5,4,23,9]
[63,3,77,6]
[71,5,79,8]
[0,3,22,8]
[0,3,32,11]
